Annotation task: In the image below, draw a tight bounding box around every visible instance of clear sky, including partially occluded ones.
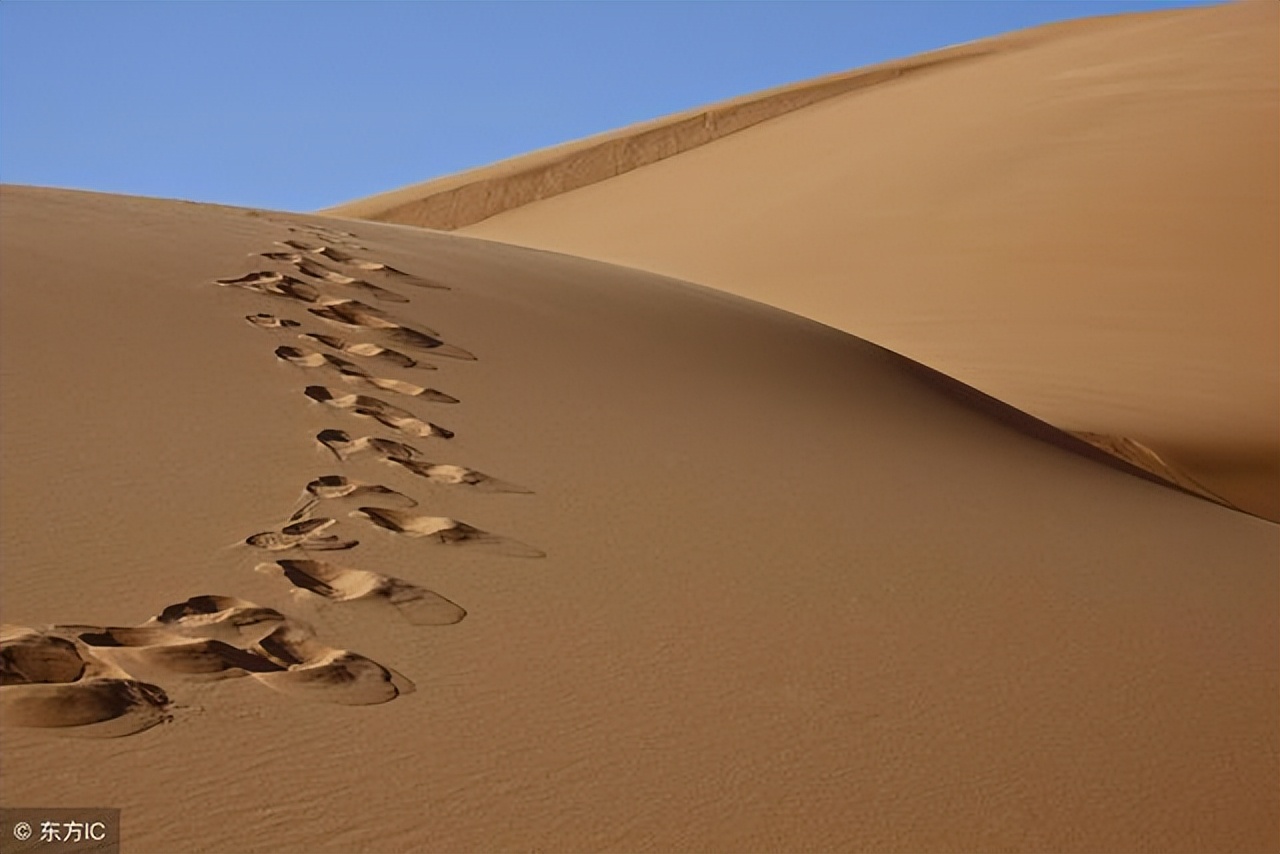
[0,1,1215,213]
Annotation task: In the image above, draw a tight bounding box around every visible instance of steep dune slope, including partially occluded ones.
[1,186,1275,852]
[335,2,1280,520]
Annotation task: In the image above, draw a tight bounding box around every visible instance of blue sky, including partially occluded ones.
[0,1,1214,212]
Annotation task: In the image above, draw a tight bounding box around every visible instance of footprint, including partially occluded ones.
[219,271,287,287]
[261,253,412,304]
[250,624,414,706]
[275,345,331,369]
[75,627,282,679]
[278,241,450,289]
[289,475,417,522]
[148,597,413,706]
[276,345,375,379]
[390,459,533,494]
[314,436,528,493]
[315,429,425,462]
[246,313,302,329]
[294,258,399,292]
[280,238,325,253]
[302,333,430,370]
[257,559,467,626]
[0,677,171,737]
[308,298,428,332]
[277,345,456,400]
[217,271,321,303]
[352,507,546,557]
[1,625,87,685]
[146,596,413,705]
[300,474,418,503]
[304,386,456,439]
[305,301,476,361]
[245,517,359,552]
[147,596,287,646]
[363,377,457,400]
[0,626,172,737]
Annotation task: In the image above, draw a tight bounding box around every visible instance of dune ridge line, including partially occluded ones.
[325,10,1170,230]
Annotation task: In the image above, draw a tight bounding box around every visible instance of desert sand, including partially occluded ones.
[1,183,1275,853]
[3,4,1278,853]
[333,0,1280,522]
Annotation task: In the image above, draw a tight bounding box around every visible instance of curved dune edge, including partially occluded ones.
[1069,431,1242,514]
[324,9,1175,230]
[890,356,1253,517]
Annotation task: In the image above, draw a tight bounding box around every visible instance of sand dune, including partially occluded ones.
[1,185,1275,852]
[326,8,1184,231]
[333,1,1279,521]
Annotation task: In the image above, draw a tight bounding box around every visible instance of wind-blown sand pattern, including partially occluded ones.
[2,6,1277,849]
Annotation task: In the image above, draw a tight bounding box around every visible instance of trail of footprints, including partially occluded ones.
[2,221,540,737]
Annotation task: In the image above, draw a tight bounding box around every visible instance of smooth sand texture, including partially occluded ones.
[1,185,1276,852]
[335,1,1280,521]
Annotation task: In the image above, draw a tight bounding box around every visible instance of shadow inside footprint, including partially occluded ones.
[352,507,546,558]
[0,677,171,737]
[1,627,86,685]
[0,625,172,736]
[260,559,467,626]
[381,327,476,361]
[308,298,427,332]
[289,475,417,522]
[279,347,454,400]
[246,313,301,329]
[250,626,414,706]
[302,333,430,370]
[150,596,287,646]
[217,272,321,303]
[76,629,283,677]
[390,459,533,494]
[304,386,455,439]
[316,429,425,462]
[278,240,449,289]
[245,517,359,552]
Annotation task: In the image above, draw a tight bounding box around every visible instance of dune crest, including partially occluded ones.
[326,9,1177,230]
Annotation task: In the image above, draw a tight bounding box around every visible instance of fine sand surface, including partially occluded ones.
[1,185,1276,853]
[332,1,1280,521]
